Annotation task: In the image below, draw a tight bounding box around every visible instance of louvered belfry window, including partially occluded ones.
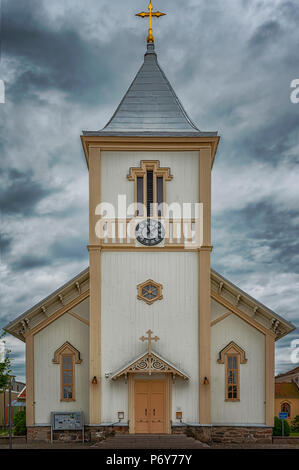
[127,161,173,217]
[146,170,154,216]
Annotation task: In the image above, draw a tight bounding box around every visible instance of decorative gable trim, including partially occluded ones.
[217,341,247,364]
[52,342,82,364]
[5,267,294,343]
[211,269,295,340]
[111,350,189,381]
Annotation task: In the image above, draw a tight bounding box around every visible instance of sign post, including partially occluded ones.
[278,412,289,437]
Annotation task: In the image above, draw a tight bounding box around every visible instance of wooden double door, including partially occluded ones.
[134,380,166,434]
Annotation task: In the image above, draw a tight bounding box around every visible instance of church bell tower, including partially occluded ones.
[81,1,219,432]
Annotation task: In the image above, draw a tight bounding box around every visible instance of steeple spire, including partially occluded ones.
[136,1,166,44]
[82,1,218,137]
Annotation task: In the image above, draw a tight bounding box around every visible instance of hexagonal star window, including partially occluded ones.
[137,279,163,305]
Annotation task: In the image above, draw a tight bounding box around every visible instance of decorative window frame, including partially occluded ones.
[127,160,173,217]
[137,279,163,305]
[217,341,247,402]
[52,342,82,402]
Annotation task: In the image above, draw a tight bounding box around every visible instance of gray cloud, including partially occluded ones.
[11,254,50,271]
[0,169,53,215]
[49,237,88,261]
[249,20,281,50]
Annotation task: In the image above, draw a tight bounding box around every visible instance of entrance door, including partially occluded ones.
[134,380,166,434]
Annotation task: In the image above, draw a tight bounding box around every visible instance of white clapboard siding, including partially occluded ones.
[211,312,265,424]
[34,312,89,424]
[211,298,229,322]
[101,251,199,423]
[72,298,90,321]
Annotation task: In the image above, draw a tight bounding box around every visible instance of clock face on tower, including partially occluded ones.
[135,219,165,246]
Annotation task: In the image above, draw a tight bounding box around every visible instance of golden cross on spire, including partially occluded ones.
[140,329,160,355]
[136,1,166,43]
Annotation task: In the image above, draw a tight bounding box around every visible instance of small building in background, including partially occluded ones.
[275,366,299,423]
[0,378,26,426]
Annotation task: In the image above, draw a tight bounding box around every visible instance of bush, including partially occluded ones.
[291,415,299,433]
[13,410,26,436]
[273,416,290,436]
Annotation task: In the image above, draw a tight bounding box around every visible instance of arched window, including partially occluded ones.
[217,341,247,402]
[281,402,291,417]
[53,342,82,402]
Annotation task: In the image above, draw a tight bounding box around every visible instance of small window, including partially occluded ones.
[226,355,239,401]
[281,402,291,417]
[137,279,163,305]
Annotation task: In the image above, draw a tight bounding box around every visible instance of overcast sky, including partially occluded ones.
[0,0,299,382]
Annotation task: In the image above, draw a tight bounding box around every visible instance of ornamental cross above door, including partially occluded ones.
[140,329,160,375]
[140,329,160,355]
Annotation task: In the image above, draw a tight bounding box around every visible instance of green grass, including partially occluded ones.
[0,429,9,436]
[290,432,299,437]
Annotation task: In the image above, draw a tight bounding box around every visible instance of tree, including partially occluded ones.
[13,410,26,436]
[0,330,11,393]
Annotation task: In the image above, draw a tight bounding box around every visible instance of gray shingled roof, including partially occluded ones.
[83,43,217,137]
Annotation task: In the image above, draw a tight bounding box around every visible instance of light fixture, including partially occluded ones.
[92,376,98,385]
[176,411,183,422]
[118,411,124,421]
[203,377,209,385]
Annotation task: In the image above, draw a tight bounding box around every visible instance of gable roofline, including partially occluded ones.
[5,266,295,343]
[211,269,296,340]
[4,267,89,341]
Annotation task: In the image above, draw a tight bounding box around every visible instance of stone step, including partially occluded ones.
[93,434,209,449]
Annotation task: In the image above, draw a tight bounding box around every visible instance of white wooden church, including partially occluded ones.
[5,3,295,443]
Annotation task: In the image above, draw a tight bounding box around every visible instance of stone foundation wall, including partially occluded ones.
[211,426,273,444]
[172,425,273,444]
[27,426,85,442]
[27,425,273,444]
[27,425,129,443]
[85,426,129,443]
[27,426,51,442]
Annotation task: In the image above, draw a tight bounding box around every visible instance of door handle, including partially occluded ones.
[153,409,155,416]
[145,409,147,416]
